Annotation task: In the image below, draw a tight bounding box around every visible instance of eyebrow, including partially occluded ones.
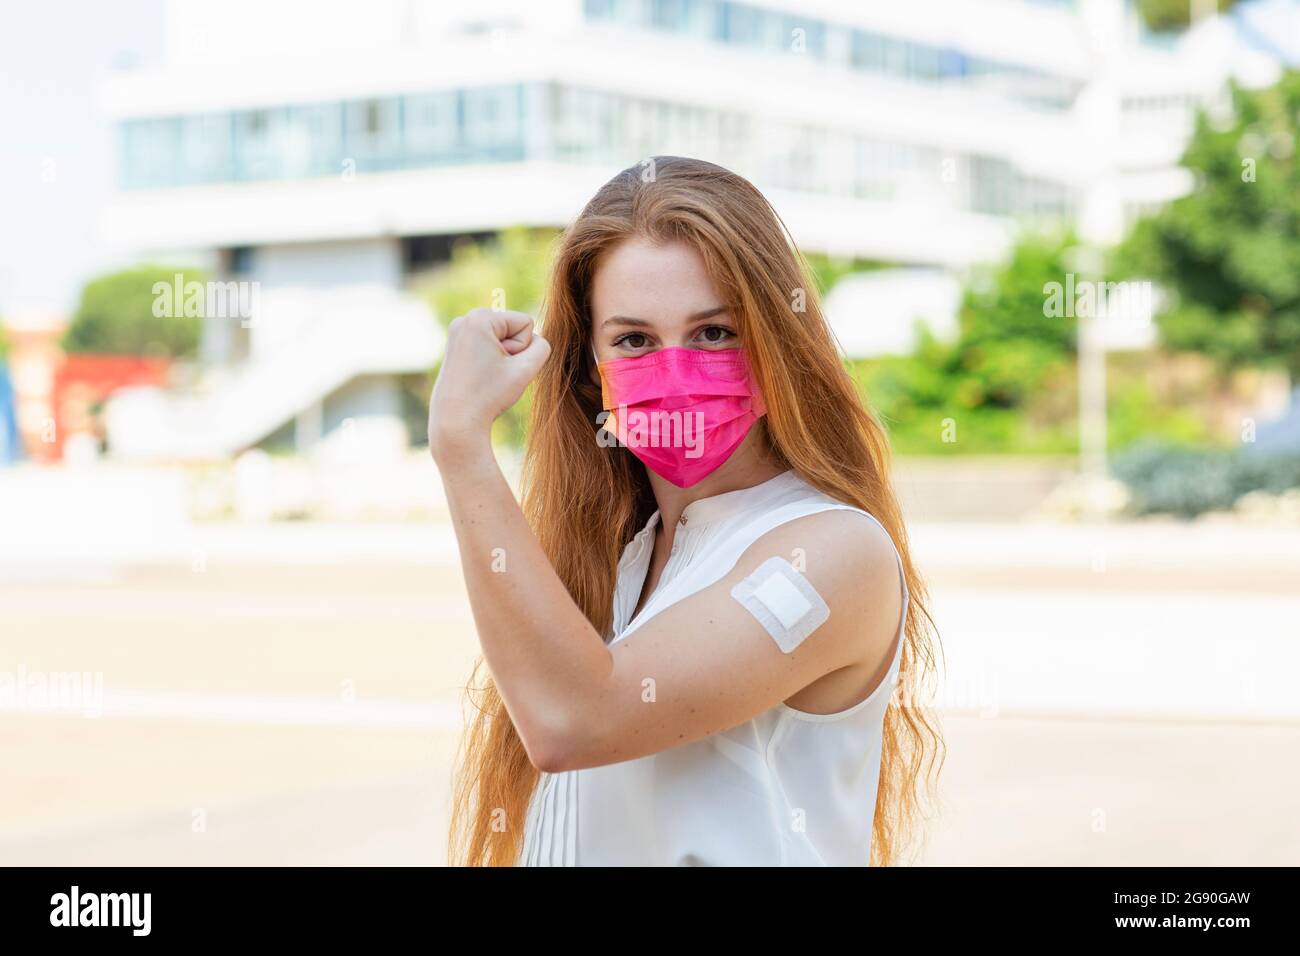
[602,306,730,329]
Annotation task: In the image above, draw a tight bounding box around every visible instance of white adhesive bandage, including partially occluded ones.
[730,556,830,653]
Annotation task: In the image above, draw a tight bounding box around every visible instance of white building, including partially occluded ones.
[97,0,1281,458]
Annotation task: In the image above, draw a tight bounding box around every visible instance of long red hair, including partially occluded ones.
[448,156,944,866]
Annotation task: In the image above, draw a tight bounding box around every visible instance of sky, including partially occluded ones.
[0,0,164,320]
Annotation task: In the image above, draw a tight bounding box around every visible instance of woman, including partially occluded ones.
[431,156,943,866]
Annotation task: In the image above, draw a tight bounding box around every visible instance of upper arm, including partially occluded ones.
[547,508,904,771]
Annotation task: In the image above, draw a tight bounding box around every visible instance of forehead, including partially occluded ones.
[590,238,725,322]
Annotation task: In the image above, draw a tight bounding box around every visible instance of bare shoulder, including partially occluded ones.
[724,506,905,670]
[739,506,900,588]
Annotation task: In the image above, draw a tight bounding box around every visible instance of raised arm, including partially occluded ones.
[429,309,902,771]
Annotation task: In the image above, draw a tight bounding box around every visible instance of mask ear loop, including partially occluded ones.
[591,344,609,415]
[592,345,616,442]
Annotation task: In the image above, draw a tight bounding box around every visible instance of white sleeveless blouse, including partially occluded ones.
[519,469,908,866]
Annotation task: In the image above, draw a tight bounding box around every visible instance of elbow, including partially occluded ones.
[526,742,569,774]
[524,735,576,774]
[516,656,613,773]
[519,709,583,774]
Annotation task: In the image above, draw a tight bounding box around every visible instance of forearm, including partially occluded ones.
[436,434,613,754]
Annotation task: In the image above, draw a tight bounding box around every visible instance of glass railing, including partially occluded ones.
[582,0,1082,111]
[117,81,1074,222]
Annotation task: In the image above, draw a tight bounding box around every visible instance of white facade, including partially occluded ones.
[100,0,1277,255]
[96,0,1281,448]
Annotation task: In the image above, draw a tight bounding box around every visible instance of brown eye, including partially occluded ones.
[615,332,649,350]
[697,326,735,345]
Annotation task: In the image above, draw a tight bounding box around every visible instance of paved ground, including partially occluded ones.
[2,521,1297,865]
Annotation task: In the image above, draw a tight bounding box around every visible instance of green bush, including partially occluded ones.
[842,232,1083,454]
[1112,441,1300,516]
[845,227,1226,456]
[1104,367,1213,450]
[64,264,206,357]
[850,352,1076,454]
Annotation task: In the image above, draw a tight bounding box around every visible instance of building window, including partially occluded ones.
[233,109,286,181]
[227,246,256,276]
[117,80,1073,223]
[345,97,401,170]
[404,92,459,157]
[461,86,524,159]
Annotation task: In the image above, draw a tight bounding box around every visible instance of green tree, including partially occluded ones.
[954,231,1078,408]
[1135,0,1239,32]
[851,231,1082,453]
[63,264,206,357]
[849,230,1211,455]
[424,226,558,325]
[421,227,560,447]
[1117,71,1300,379]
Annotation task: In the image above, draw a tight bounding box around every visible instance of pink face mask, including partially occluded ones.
[594,346,767,488]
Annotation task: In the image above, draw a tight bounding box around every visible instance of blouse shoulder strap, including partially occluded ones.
[617,492,907,643]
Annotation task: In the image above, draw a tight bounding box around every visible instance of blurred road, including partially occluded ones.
[2,519,1297,865]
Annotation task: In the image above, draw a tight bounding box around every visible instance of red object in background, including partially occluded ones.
[51,354,171,460]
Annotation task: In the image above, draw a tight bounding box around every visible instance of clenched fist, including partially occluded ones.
[427,308,551,463]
